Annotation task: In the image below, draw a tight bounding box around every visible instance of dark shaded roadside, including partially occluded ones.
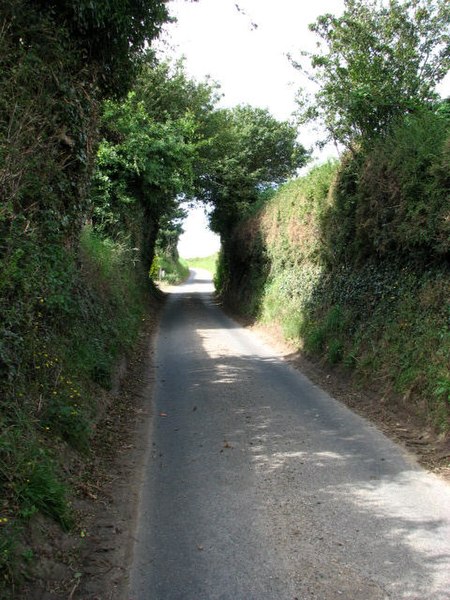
[17,296,164,600]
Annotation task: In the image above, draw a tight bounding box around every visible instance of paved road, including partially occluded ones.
[129,269,450,600]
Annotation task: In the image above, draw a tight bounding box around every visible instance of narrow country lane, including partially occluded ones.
[129,269,450,600]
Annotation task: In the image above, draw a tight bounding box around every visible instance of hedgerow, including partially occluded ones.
[0,0,169,592]
[219,108,449,432]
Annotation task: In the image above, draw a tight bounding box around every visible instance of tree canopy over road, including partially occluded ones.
[0,0,449,594]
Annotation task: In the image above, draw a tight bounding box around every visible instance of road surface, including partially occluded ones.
[129,269,450,600]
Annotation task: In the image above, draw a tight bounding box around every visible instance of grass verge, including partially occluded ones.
[186,253,219,276]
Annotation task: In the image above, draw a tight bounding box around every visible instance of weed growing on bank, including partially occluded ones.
[0,227,149,593]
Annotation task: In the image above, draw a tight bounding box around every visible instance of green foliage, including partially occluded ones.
[187,254,219,276]
[92,60,220,272]
[5,0,170,98]
[214,248,229,296]
[156,207,187,259]
[152,254,189,284]
[221,147,449,432]
[0,226,150,590]
[77,227,149,363]
[0,3,97,243]
[92,60,308,286]
[197,105,309,235]
[293,0,450,148]
[216,232,270,317]
[323,110,450,262]
[0,0,170,430]
[255,160,339,269]
[16,458,72,530]
[356,110,450,256]
[134,59,221,123]
[0,424,73,589]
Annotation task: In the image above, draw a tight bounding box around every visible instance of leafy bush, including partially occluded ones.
[293,0,450,149]
[152,253,190,284]
[221,143,449,432]
[324,110,450,263]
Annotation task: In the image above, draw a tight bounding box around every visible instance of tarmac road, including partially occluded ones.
[129,269,450,600]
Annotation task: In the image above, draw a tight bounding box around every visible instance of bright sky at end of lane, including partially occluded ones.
[162,0,450,259]
[162,0,347,259]
[178,205,221,259]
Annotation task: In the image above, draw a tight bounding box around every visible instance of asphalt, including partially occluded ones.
[129,269,450,600]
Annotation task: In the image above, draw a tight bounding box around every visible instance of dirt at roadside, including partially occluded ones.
[17,298,163,600]
[16,293,449,599]
[247,320,450,481]
[71,316,159,600]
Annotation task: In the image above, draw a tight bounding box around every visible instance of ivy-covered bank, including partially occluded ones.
[216,109,450,432]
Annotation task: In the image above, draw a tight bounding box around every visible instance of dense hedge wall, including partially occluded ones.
[0,1,168,591]
[217,109,450,432]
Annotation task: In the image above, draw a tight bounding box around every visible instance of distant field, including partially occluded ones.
[186,253,218,275]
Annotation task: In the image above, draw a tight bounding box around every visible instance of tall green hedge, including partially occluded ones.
[218,108,449,432]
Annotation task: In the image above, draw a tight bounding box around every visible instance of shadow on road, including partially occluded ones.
[144,268,450,599]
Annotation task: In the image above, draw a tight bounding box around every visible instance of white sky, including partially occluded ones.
[157,0,449,258]
[159,0,345,121]
[177,203,221,259]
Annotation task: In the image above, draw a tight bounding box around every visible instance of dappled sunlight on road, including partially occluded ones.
[134,260,450,600]
[228,394,450,599]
